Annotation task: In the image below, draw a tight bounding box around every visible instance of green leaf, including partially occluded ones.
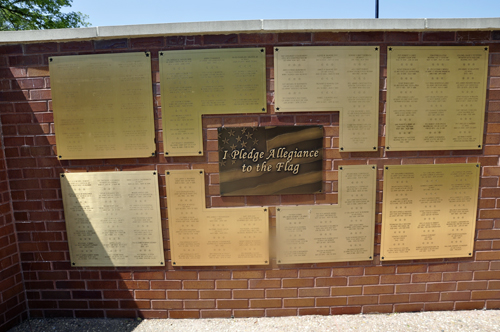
[0,0,90,31]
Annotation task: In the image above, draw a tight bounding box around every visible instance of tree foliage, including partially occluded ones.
[0,0,90,31]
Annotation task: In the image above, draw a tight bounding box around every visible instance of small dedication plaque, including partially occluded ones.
[61,171,165,267]
[381,164,480,261]
[166,170,269,266]
[276,165,376,264]
[386,46,489,151]
[218,126,323,196]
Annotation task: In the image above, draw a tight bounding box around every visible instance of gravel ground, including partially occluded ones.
[7,310,500,332]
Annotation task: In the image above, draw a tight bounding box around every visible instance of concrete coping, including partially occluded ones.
[0,18,499,44]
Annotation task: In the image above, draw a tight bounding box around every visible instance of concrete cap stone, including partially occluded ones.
[0,18,499,44]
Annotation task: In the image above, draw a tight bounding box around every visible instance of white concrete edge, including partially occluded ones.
[0,18,499,44]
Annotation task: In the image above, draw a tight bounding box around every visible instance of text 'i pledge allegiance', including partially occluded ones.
[221,147,320,174]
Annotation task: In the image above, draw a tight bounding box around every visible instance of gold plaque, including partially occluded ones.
[60,171,165,267]
[381,164,480,261]
[276,165,376,264]
[159,48,267,156]
[218,126,323,196]
[386,46,489,151]
[274,46,380,151]
[166,170,269,266]
[50,53,156,160]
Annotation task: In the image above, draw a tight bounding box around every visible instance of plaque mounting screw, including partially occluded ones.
[339,167,343,170]
[165,152,169,155]
[152,152,155,156]
[275,48,279,52]
[375,47,378,51]
[372,166,376,169]
[160,262,164,265]
[373,147,377,150]
[469,253,472,255]
[476,164,480,168]
[264,209,267,212]
[261,49,264,52]
[173,262,176,265]
[389,47,393,51]
[167,172,170,175]
[49,58,53,62]
[478,145,481,148]
[72,262,75,265]
[58,155,62,159]
[276,107,280,111]
[277,208,280,211]
[153,172,157,175]
[145,52,149,57]
[369,256,372,259]
[278,260,281,263]
[160,52,163,56]
[381,256,385,260]
[61,174,65,178]
[485,47,488,51]
[262,108,265,112]
[199,171,203,174]
[198,151,202,154]
[265,261,268,264]
[386,146,390,150]
[340,147,344,151]
[385,167,389,170]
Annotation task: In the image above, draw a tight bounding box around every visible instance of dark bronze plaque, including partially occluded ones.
[218,126,323,196]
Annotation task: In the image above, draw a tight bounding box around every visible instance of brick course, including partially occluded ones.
[0,126,27,330]
[0,30,499,322]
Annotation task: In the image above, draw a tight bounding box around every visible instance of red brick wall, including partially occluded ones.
[0,117,27,328]
[0,31,500,320]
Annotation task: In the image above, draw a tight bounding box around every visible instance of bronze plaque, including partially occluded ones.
[276,165,376,264]
[60,171,165,267]
[50,52,156,160]
[159,48,267,156]
[386,46,489,151]
[381,164,480,261]
[218,126,323,196]
[166,170,269,266]
[274,46,380,151]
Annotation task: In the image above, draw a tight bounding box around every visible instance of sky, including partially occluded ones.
[65,0,500,27]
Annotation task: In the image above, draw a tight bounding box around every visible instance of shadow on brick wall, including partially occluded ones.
[0,43,148,321]
[0,46,29,331]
